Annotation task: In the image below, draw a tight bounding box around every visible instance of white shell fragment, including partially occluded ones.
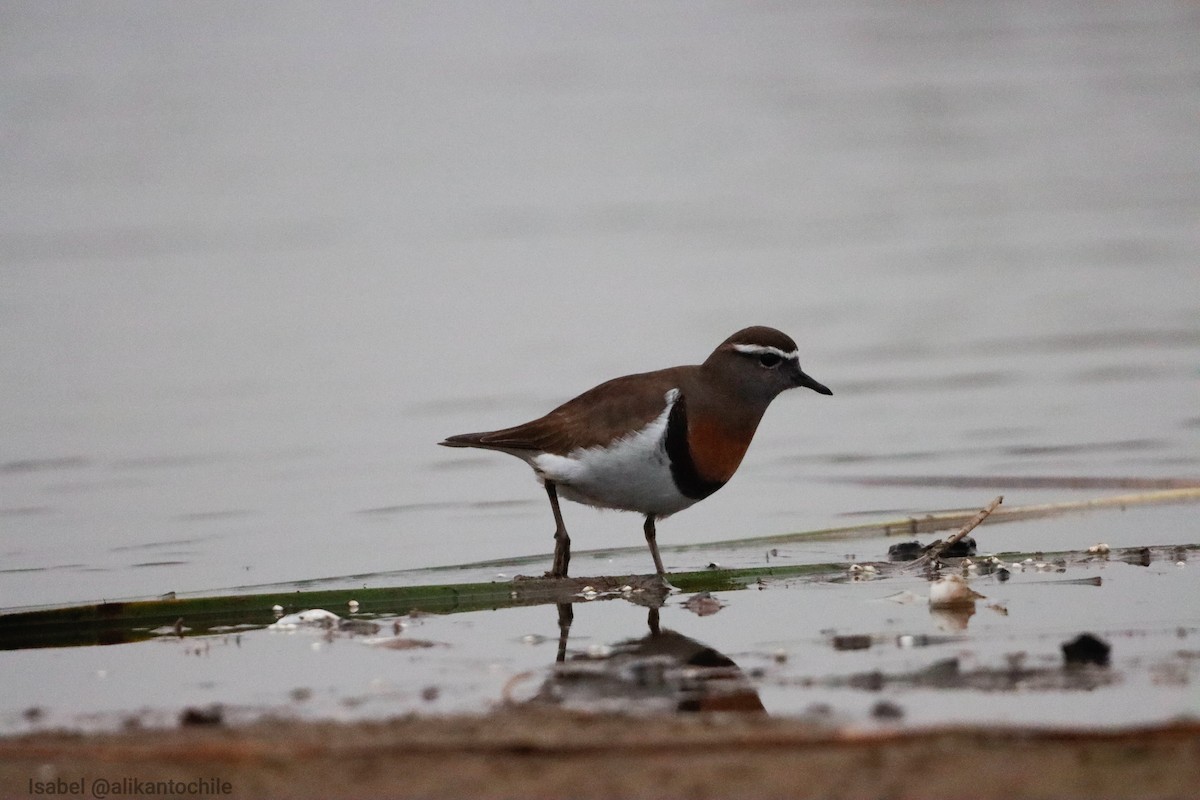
[269,608,340,630]
[928,575,986,608]
[849,563,878,581]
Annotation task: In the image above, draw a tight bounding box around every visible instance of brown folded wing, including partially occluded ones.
[441,366,693,456]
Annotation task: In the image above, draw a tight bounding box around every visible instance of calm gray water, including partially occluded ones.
[2,2,1198,610]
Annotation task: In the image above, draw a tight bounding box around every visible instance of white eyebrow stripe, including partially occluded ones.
[732,344,799,360]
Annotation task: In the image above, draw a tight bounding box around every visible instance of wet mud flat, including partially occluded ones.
[1,495,1198,798]
[2,712,1199,800]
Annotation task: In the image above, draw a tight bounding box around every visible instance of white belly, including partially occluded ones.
[530,391,696,517]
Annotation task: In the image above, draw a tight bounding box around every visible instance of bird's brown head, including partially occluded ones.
[703,326,833,408]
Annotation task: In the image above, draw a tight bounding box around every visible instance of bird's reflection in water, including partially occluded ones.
[929,601,977,632]
[531,604,765,714]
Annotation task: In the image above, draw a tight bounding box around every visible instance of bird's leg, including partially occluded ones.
[643,515,665,575]
[555,603,574,664]
[546,481,570,578]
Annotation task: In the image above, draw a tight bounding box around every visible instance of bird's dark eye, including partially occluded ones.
[758,352,782,368]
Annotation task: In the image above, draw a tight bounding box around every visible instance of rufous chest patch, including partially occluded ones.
[686,418,754,485]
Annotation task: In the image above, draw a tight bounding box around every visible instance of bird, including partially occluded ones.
[439,326,832,578]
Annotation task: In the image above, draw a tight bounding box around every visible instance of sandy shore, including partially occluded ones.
[2,712,1198,799]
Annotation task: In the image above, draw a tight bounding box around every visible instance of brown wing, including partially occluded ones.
[440,366,694,456]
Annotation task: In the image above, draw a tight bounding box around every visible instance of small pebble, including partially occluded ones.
[943,536,977,557]
[1123,547,1152,567]
[347,600,360,612]
[832,634,872,651]
[887,541,924,561]
[179,705,223,727]
[872,700,905,721]
[1062,633,1111,667]
[272,605,284,615]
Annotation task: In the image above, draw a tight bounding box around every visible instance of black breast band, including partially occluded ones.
[665,393,726,501]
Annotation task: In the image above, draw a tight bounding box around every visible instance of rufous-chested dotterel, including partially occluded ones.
[440,326,832,578]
